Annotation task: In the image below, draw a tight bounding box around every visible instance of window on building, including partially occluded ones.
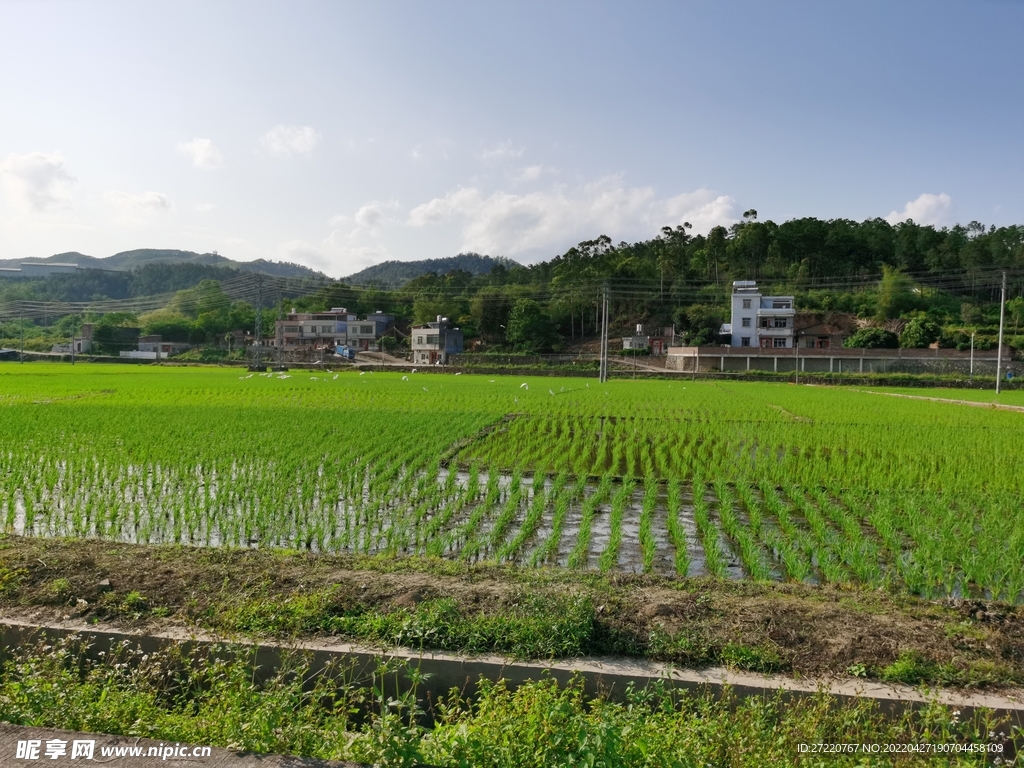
[773,338,787,348]
[416,336,424,345]
[806,339,815,348]
[426,335,439,345]
[742,299,751,309]
[773,318,788,328]
[772,300,791,309]
[741,317,751,328]
[740,337,751,347]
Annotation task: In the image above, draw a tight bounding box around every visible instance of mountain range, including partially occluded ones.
[1,249,517,286]
[0,249,327,279]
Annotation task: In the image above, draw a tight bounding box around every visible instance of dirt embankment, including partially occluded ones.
[0,536,1021,691]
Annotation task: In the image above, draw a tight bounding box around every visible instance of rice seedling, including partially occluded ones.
[691,476,726,578]
[598,476,636,572]
[567,473,612,569]
[664,478,690,576]
[0,364,1020,599]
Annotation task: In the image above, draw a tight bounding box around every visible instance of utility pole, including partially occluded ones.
[19,302,24,364]
[598,288,604,383]
[996,271,1007,395]
[276,293,284,368]
[598,286,609,384]
[794,334,799,385]
[969,331,975,383]
[253,273,264,370]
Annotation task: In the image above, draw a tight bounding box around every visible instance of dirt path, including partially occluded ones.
[858,389,1024,412]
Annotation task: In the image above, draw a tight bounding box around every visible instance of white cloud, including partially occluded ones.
[407,179,736,256]
[305,200,402,275]
[354,200,395,231]
[480,140,524,161]
[176,138,224,169]
[515,164,552,183]
[260,125,322,157]
[656,190,738,233]
[329,200,399,233]
[0,151,76,211]
[279,237,388,275]
[194,202,216,212]
[886,193,952,226]
[104,190,173,225]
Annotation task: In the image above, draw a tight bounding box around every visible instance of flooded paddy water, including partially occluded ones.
[2,463,852,582]
[3,458,1022,602]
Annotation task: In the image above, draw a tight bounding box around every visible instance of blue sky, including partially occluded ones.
[1,0,1022,277]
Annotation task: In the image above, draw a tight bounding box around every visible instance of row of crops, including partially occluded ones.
[1,364,1022,601]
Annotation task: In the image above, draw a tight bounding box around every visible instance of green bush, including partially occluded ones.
[899,318,941,349]
[843,327,899,349]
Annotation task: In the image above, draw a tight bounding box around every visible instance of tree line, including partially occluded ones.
[3,214,1024,354]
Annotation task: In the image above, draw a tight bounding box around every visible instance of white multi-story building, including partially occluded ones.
[724,280,795,348]
[411,317,463,365]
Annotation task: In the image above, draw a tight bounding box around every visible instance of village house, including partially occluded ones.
[721,280,795,349]
[274,308,394,353]
[411,317,463,365]
[50,323,94,355]
[621,324,674,355]
[793,312,857,349]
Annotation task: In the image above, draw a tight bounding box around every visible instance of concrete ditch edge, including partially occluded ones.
[1,616,1021,731]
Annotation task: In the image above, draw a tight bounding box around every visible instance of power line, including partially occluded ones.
[1,266,1021,325]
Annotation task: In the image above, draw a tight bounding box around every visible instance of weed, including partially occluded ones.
[719,642,785,674]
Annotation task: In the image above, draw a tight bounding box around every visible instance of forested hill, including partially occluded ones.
[1,262,245,303]
[0,249,325,279]
[342,253,518,287]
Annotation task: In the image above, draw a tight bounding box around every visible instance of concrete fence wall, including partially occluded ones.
[666,346,1019,376]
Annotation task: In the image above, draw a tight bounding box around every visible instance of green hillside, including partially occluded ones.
[342,252,518,288]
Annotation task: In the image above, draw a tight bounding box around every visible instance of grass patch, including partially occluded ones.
[227,588,595,658]
[880,651,958,686]
[719,642,784,674]
[0,635,1016,767]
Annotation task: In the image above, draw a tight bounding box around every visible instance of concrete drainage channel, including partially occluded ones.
[1,617,1022,753]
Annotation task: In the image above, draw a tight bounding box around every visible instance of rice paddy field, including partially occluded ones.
[1,363,1022,603]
